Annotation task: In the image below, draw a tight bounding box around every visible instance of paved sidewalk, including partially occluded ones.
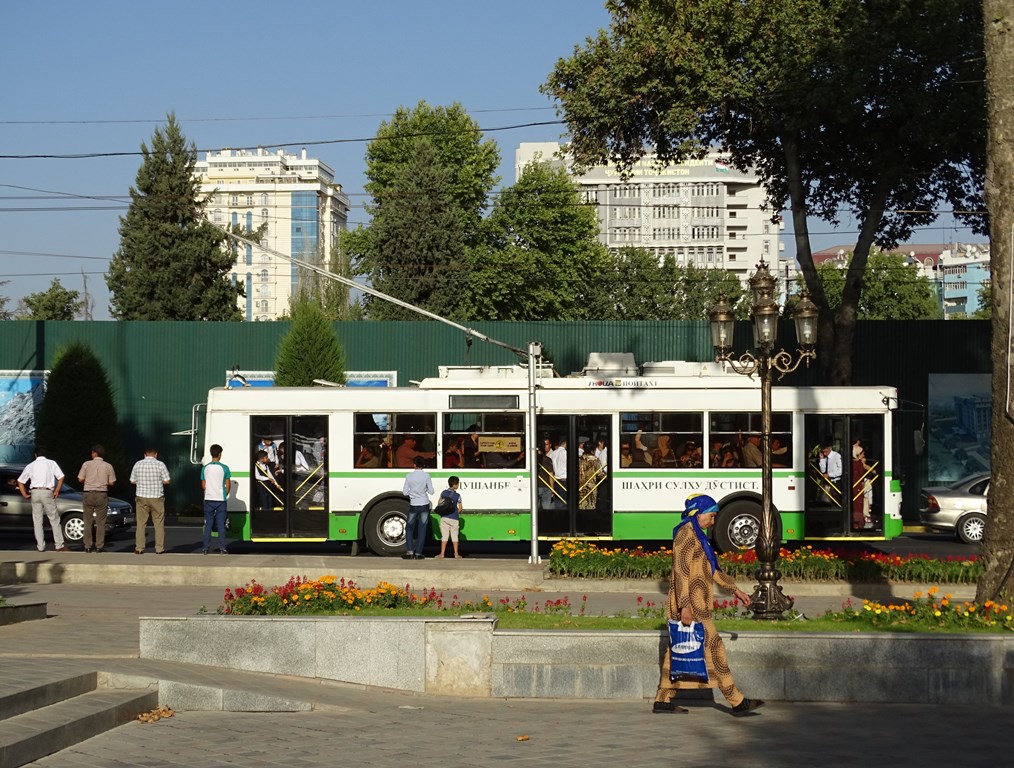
[22,694,1014,768]
[0,555,1000,768]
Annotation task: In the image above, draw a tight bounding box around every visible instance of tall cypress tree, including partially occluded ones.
[107,113,242,320]
[274,298,347,387]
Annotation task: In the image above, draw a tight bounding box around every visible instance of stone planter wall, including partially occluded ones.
[0,602,47,626]
[140,615,1014,705]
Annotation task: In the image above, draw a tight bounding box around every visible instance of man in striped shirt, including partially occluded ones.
[130,448,170,554]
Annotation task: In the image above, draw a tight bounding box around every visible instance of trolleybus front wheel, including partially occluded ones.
[714,500,780,553]
[364,499,408,557]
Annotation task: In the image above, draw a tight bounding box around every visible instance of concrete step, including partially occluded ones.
[0,687,158,768]
[0,671,97,722]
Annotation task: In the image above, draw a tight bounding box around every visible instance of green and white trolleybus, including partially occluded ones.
[192,358,903,555]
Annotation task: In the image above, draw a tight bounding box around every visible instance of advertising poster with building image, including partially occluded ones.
[0,370,47,464]
[926,374,990,483]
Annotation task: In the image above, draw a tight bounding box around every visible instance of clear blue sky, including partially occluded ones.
[0,1,977,319]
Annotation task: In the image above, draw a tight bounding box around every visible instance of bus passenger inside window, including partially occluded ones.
[772,437,790,468]
[678,440,703,468]
[356,441,381,468]
[394,435,436,468]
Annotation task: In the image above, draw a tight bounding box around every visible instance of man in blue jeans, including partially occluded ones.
[402,455,433,560]
[200,443,231,555]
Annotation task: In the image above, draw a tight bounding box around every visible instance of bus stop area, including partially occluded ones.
[0,551,1005,767]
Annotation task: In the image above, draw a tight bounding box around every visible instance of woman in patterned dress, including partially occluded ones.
[653,494,765,716]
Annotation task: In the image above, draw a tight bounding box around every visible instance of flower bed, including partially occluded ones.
[842,588,1013,632]
[215,574,1011,632]
[220,575,583,617]
[548,539,983,584]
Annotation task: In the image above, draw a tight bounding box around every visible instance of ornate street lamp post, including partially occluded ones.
[709,260,819,620]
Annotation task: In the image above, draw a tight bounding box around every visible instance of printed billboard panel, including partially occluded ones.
[927,373,990,483]
[0,370,46,463]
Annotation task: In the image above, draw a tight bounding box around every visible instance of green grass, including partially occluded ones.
[255,605,1010,633]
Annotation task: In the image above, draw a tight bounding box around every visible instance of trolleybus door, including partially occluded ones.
[536,414,611,537]
[250,415,329,539]
[804,414,884,537]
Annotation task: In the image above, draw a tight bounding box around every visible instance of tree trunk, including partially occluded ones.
[785,137,889,385]
[976,3,1014,603]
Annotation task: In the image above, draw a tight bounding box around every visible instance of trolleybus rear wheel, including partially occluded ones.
[714,500,780,553]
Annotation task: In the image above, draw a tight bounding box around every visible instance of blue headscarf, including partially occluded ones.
[673,494,722,574]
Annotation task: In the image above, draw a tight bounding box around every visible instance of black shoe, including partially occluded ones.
[732,698,765,716]
[84,548,94,553]
[652,701,688,714]
[95,548,104,553]
[414,554,425,560]
[202,548,209,555]
[220,548,228,555]
[402,553,414,560]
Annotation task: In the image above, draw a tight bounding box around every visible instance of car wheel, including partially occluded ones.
[62,513,85,543]
[364,498,408,556]
[714,500,781,553]
[956,512,986,545]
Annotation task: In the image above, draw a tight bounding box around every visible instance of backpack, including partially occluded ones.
[435,494,456,516]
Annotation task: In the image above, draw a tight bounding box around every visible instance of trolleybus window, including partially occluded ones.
[620,412,703,469]
[708,412,792,469]
[442,413,526,469]
[353,412,436,469]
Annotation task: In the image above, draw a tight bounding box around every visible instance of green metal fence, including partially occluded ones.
[0,319,990,515]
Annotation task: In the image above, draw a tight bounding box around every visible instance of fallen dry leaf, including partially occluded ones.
[516,735,530,741]
[137,706,176,723]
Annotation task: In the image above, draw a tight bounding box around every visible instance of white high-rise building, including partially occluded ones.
[515,142,781,284]
[195,148,350,321]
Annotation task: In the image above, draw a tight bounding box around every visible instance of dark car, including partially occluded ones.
[919,472,989,544]
[0,464,135,544]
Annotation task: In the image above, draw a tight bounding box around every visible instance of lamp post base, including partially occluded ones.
[749,566,795,620]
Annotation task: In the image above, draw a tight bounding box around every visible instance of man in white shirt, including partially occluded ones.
[550,438,568,482]
[17,447,69,552]
[819,441,843,486]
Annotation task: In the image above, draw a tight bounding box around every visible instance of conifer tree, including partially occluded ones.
[107,113,242,320]
[36,342,123,488]
[274,298,347,386]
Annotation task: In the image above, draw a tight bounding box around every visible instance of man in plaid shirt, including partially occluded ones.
[130,448,171,554]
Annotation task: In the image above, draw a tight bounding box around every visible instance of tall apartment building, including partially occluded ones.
[195,148,350,321]
[515,142,781,284]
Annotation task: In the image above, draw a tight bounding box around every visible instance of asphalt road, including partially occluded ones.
[0,522,980,560]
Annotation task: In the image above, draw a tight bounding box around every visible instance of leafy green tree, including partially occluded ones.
[16,278,84,320]
[364,101,499,243]
[0,280,11,320]
[107,113,243,320]
[805,251,940,320]
[354,102,499,317]
[465,161,614,320]
[972,280,991,320]
[544,0,985,384]
[360,141,469,320]
[274,298,347,386]
[604,248,749,320]
[608,248,677,319]
[35,342,123,490]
